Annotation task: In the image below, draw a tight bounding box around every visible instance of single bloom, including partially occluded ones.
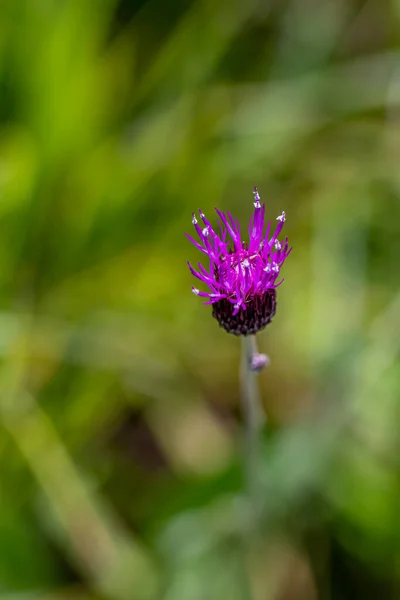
[186,187,292,335]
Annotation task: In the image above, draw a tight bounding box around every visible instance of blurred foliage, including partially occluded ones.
[0,0,399,599]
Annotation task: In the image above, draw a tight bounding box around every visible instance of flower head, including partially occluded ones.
[186,187,292,335]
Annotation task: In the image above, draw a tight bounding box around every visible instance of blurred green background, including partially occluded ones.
[0,1,399,599]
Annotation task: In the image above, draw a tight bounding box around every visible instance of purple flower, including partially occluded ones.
[186,187,292,335]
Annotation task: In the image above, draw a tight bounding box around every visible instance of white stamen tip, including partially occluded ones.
[274,240,281,250]
[202,226,209,237]
[276,211,286,222]
[233,303,239,310]
[264,265,271,273]
[192,287,200,295]
[253,188,261,208]
[242,259,250,268]
[192,215,197,225]
[272,263,279,273]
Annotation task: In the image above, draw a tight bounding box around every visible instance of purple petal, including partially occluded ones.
[185,232,207,254]
[215,208,242,251]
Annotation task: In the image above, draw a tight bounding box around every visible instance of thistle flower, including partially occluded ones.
[186,187,292,335]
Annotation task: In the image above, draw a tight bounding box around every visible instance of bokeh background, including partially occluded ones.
[0,1,399,599]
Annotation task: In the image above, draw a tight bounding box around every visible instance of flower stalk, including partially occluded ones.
[240,335,268,519]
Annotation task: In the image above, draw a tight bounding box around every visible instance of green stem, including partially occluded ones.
[240,335,266,519]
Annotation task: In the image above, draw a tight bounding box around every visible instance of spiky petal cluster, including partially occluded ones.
[186,187,292,335]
